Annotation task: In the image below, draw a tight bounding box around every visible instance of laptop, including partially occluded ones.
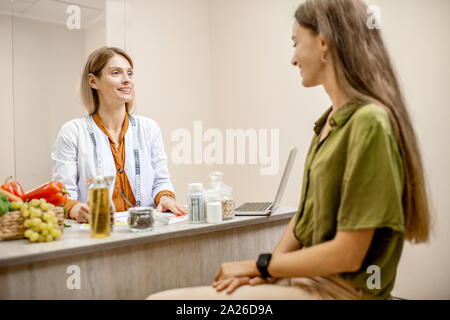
[234,147,297,216]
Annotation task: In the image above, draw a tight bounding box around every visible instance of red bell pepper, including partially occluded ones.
[22,181,69,206]
[1,176,25,199]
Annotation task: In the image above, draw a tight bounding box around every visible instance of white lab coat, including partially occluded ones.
[51,115,174,207]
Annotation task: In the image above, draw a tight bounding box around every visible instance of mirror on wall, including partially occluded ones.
[1,0,299,206]
[2,0,107,190]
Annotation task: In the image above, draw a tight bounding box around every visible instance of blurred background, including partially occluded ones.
[0,0,449,299]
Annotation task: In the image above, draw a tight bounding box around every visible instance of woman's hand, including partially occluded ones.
[214,260,259,282]
[212,276,251,294]
[249,276,277,286]
[69,203,90,223]
[156,196,187,215]
[212,276,277,294]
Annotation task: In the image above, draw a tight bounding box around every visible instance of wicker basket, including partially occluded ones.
[0,207,64,241]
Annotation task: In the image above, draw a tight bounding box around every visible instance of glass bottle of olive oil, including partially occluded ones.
[89,175,110,238]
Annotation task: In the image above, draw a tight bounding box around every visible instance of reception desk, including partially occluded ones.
[0,207,296,299]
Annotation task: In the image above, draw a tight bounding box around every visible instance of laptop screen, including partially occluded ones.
[271,147,297,213]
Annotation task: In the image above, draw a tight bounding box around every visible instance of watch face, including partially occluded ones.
[258,253,271,267]
[257,254,272,278]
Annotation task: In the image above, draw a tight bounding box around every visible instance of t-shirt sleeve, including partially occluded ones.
[336,119,405,232]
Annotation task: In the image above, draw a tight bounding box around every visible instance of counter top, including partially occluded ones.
[0,207,296,267]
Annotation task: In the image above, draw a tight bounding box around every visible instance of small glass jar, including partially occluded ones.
[127,207,154,232]
[205,171,234,220]
[221,196,234,220]
[187,183,206,224]
[206,193,222,224]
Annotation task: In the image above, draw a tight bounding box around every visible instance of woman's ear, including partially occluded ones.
[88,73,98,90]
[317,33,329,53]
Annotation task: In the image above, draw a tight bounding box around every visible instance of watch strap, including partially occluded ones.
[256,253,273,279]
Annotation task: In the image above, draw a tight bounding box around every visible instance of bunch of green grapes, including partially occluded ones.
[13,199,62,243]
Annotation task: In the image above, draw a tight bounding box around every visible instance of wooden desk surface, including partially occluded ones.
[0,207,297,268]
[0,207,296,299]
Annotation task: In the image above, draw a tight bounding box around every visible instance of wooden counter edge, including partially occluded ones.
[0,209,296,268]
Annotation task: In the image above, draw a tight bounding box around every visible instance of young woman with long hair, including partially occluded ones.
[148,0,431,300]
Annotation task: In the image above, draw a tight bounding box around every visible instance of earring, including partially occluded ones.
[321,52,328,63]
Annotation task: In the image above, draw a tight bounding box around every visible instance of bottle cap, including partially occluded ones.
[188,183,203,193]
[209,171,224,184]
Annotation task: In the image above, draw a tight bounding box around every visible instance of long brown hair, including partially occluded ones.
[295,0,431,243]
[81,46,135,115]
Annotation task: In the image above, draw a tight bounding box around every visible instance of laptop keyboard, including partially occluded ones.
[235,202,272,212]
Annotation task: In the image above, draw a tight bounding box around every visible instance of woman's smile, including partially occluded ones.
[117,86,132,94]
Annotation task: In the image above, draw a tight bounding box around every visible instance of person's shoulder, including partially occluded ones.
[131,114,160,130]
[350,102,392,133]
[58,117,88,137]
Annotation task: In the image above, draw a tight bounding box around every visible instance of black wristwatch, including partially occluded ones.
[256,253,273,279]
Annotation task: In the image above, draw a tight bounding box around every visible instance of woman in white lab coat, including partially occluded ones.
[52,46,186,222]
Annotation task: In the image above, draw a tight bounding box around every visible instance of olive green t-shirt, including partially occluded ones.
[294,101,405,300]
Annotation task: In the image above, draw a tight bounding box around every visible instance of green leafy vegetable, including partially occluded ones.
[0,194,12,216]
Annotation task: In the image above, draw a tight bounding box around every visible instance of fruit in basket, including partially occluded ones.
[21,199,62,243]
[11,202,22,211]
[24,229,33,238]
[30,207,42,218]
[29,232,39,242]
[29,199,40,207]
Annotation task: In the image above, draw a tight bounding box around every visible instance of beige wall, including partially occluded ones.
[124,0,214,204]
[84,17,106,59]
[209,0,322,207]
[372,0,450,299]
[1,9,106,191]
[106,0,125,48]
[0,15,15,181]
[11,17,86,191]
